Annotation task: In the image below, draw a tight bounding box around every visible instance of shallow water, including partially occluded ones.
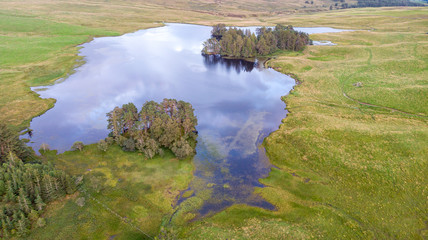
[26,23,347,216]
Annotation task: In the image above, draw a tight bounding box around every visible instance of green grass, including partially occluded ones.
[261,9,427,239]
[0,12,118,128]
[27,195,142,240]
[25,144,194,239]
[0,35,87,66]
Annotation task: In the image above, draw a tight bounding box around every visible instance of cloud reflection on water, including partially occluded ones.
[28,23,299,216]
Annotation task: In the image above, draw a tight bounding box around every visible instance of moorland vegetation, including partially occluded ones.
[0,0,426,239]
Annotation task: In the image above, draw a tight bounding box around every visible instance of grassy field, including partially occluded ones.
[176,7,428,239]
[0,10,119,129]
[25,144,193,239]
[1,1,427,239]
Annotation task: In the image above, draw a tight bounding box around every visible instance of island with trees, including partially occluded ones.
[202,24,312,58]
[105,99,198,159]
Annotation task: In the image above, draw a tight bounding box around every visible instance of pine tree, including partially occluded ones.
[1,219,10,238]
[11,210,19,226]
[18,188,31,214]
[24,172,35,201]
[4,181,15,202]
[42,175,54,202]
[5,215,12,231]
[34,173,42,195]
[220,33,234,56]
[107,106,125,140]
[264,32,278,54]
[122,102,139,134]
[233,35,244,57]
[256,37,269,55]
[28,209,39,222]
[35,194,45,212]
[241,37,255,58]
[0,123,31,163]
[0,179,5,196]
[16,212,29,237]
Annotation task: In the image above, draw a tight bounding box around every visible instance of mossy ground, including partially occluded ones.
[24,144,193,239]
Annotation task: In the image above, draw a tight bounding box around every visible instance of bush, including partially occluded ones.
[171,138,195,159]
[97,139,108,152]
[116,135,127,147]
[122,138,135,152]
[76,197,85,207]
[105,137,114,145]
[71,141,84,151]
[28,210,39,222]
[36,218,46,228]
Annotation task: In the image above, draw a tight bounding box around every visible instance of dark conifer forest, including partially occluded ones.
[0,124,77,238]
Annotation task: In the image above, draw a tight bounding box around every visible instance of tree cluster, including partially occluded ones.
[202,24,312,58]
[0,152,77,238]
[106,99,198,159]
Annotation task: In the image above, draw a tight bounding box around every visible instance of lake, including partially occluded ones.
[26,23,348,216]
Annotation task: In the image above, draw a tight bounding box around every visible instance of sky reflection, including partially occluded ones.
[27,23,352,216]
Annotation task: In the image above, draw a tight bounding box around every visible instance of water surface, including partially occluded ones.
[26,23,346,216]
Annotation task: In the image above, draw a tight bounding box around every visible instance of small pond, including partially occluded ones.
[26,23,349,216]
